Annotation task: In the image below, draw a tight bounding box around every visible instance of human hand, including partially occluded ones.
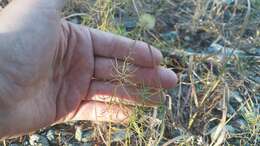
[0,0,177,138]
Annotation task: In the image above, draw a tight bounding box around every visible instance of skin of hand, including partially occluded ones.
[0,0,177,138]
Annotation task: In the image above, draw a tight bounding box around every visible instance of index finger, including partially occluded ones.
[89,28,163,67]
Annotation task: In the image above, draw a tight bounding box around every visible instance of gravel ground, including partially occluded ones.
[1,0,259,145]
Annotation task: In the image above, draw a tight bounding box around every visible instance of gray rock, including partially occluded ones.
[247,48,260,55]
[29,134,50,146]
[9,144,22,146]
[46,129,55,142]
[23,140,30,146]
[111,129,128,142]
[82,143,92,146]
[81,130,94,143]
[160,31,177,42]
[75,126,83,142]
[64,142,80,146]
[124,18,137,31]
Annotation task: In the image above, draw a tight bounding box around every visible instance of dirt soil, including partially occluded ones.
[1,0,259,146]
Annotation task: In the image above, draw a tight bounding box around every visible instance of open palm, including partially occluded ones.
[0,0,177,138]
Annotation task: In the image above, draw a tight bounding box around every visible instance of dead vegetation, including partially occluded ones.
[1,0,259,145]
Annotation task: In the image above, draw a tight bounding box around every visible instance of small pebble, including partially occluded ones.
[23,140,30,146]
[75,125,94,143]
[248,48,260,55]
[29,134,50,146]
[124,18,137,31]
[81,130,94,143]
[64,142,80,146]
[9,144,21,146]
[75,126,83,142]
[111,129,128,142]
[82,143,92,146]
[46,129,55,142]
[160,31,177,42]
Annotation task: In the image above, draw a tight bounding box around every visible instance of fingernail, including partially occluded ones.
[159,68,178,89]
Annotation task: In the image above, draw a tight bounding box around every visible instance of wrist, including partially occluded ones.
[0,110,8,140]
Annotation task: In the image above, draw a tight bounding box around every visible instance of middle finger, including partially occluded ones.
[94,57,177,89]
